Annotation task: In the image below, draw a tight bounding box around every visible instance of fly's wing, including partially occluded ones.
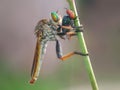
[30,36,42,84]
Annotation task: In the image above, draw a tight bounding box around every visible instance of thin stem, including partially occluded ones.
[67,0,99,90]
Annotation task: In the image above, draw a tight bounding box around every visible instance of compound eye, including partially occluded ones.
[51,12,59,22]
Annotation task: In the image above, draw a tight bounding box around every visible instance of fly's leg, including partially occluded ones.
[67,25,84,39]
[59,25,84,39]
[57,32,66,40]
[56,40,88,61]
[73,24,84,32]
[30,40,47,84]
[66,32,76,40]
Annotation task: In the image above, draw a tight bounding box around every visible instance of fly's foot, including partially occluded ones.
[74,51,88,56]
[75,29,84,32]
[73,24,84,32]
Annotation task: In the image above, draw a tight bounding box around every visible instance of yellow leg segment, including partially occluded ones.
[60,52,74,61]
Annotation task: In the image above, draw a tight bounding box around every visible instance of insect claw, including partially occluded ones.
[74,51,88,56]
[75,29,84,32]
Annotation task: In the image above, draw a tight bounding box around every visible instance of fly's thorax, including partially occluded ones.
[35,19,49,31]
[34,19,59,41]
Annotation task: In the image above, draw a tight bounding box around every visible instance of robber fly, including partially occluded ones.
[29,11,88,84]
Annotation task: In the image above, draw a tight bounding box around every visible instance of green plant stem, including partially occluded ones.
[67,0,99,90]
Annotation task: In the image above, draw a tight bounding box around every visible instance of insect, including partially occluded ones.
[56,9,84,39]
[29,12,88,84]
[29,19,58,84]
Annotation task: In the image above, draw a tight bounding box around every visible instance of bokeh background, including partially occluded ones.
[0,0,120,90]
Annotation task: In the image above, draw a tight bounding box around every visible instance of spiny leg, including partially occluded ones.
[73,25,84,32]
[30,40,47,84]
[56,40,88,61]
[66,31,76,39]
[59,25,84,39]
[67,25,84,39]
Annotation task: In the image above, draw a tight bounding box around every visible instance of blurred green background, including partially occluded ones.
[0,0,120,90]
